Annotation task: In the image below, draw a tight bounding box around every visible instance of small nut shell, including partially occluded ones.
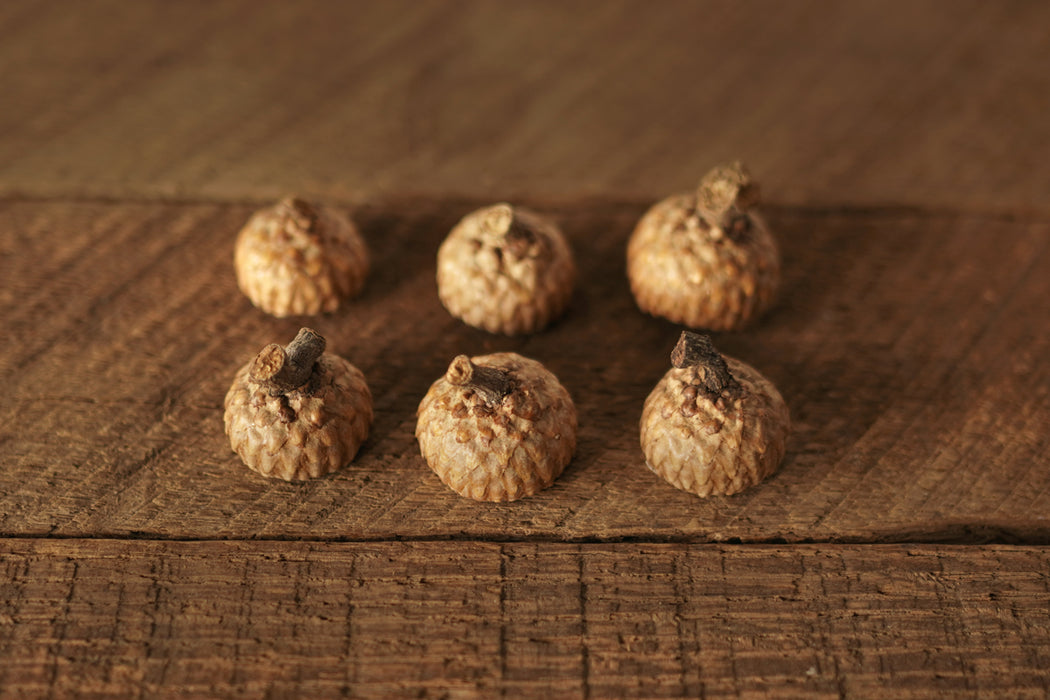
[416,352,577,501]
[627,165,779,331]
[224,353,373,481]
[234,197,369,317]
[437,203,575,335]
[640,349,789,497]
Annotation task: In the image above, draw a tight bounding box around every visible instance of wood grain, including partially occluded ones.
[4,3,1049,695]
[1,1,1048,212]
[2,198,1048,542]
[1,539,1048,698]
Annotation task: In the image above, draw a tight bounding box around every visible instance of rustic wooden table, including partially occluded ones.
[3,2,1049,697]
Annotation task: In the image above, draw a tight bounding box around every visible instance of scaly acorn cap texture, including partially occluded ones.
[436,203,576,335]
[640,331,789,497]
[626,162,779,331]
[224,328,373,481]
[234,197,369,317]
[416,352,577,501]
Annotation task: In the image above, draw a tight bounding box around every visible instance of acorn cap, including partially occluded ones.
[626,163,779,331]
[416,352,577,501]
[437,203,576,335]
[224,328,373,481]
[234,197,369,317]
[640,332,789,496]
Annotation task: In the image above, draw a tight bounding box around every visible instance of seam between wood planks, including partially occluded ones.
[1,192,1050,226]
[1,526,1049,547]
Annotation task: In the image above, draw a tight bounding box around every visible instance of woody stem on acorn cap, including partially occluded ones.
[671,331,741,399]
[249,327,326,395]
[446,355,513,405]
[277,197,320,232]
[695,162,759,237]
[482,203,535,258]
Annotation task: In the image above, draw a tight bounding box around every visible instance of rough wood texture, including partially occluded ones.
[4,3,1050,695]
[2,199,1047,542]
[1,540,1048,699]
[1,1,1048,212]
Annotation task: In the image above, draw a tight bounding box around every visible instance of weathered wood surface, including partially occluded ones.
[4,2,1050,695]
[2,199,1047,542]
[2,540,1048,699]
[1,1,1048,212]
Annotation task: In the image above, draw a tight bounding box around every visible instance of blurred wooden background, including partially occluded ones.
[2,1,1049,697]
[3,0,1048,210]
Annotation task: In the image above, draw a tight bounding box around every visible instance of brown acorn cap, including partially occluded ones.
[640,331,790,496]
[436,203,576,335]
[234,197,369,317]
[415,352,577,501]
[224,328,373,481]
[626,162,780,331]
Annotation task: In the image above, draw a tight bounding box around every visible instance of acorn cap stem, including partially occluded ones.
[250,327,326,394]
[671,331,741,399]
[446,354,513,405]
[482,203,536,258]
[277,197,320,232]
[695,162,759,236]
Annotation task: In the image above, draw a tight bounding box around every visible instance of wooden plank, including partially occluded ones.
[0,539,1048,698]
[2,199,1048,542]
[1,1,1049,212]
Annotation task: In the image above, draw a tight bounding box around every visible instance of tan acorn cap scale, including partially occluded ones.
[640,331,789,497]
[436,203,576,335]
[626,162,780,331]
[224,328,373,481]
[234,197,369,317]
[416,352,578,501]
